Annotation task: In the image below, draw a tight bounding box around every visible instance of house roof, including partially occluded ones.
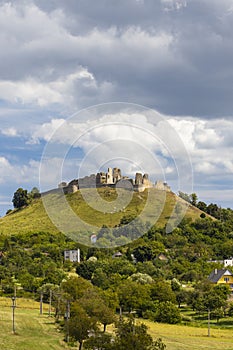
[208,268,233,283]
[156,253,168,261]
[112,252,123,258]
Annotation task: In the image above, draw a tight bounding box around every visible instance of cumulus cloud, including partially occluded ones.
[31,109,189,194]
[0,0,233,213]
[0,68,99,107]
[0,1,233,116]
[0,156,40,185]
[0,127,18,137]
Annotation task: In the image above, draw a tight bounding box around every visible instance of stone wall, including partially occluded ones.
[58,168,171,194]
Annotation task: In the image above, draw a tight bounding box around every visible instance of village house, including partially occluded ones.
[64,249,80,263]
[208,268,233,293]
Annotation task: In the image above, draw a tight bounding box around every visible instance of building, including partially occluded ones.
[208,268,233,292]
[64,249,80,263]
[156,253,169,262]
[155,180,171,192]
[58,167,170,194]
[224,258,233,267]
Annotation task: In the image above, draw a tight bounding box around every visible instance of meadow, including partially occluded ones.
[0,298,67,350]
[1,298,233,350]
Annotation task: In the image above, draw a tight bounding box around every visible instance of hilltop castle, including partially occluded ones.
[58,167,171,194]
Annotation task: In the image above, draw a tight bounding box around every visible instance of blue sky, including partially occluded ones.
[1,0,233,216]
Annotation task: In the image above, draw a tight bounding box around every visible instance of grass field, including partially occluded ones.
[143,319,233,350]
[1,298,233,350]
[0,188,204,236]
[0,298,68,350]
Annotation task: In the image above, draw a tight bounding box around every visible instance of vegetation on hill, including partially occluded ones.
[1,188,205,237]
[0,187,233,348]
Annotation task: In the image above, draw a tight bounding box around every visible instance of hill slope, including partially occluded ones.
[0,188,206,236]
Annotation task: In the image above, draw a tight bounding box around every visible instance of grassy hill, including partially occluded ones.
[0,188,206,236]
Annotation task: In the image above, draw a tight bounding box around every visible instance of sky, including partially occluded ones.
[0,0,233,216]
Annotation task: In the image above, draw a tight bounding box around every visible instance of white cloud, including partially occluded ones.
[0,68,97,107]
[0,2,174,110]
[33,110,193,195]
[0,0,233,211]
[0,156,39,185]
[161,0,187,11]
[0,127,18,136]
[166,117,233,185]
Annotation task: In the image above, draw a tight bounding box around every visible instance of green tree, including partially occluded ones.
[117,280,151,313]
[197,201,207,212]
[150,280,176,303]
[80,289,116,332]
[178,191,191,203]
[69,304,97,350]
[203,285,229,312]
[12,188,29,208]
[153,301,181,324]
[130,273,154,285]
[61,276,93,301]
[190,193,198,206]
[227,303,233,317]
[114,318,166,350]
[85,332,113,350]
[30,187,41,199]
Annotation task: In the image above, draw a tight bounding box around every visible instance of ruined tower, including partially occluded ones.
[113,168,121,183]
[106,167,113,184]
[135,172,143,185]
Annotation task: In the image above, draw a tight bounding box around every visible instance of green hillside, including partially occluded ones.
[0,188,205,236]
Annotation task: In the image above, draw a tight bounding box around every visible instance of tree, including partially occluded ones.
[85,320,166,350]
[79,289,116,332]
[61,276,93,301]
[69,304,97,350]
[150,280,176,303]
[114,318,166,350]
[203,285,229,312]
[190,193,198,206]
[178,191,191,203]
[30,187,41,199]
[117,280,151,313]
[12,188,29,208]
[153,301,181,324]
[197,201,207,212]
[227,303,233,317]
[85,332,113,350]
[76,259,99,280]
[91,268,110,289]
[130,273,154,285]
[206,203,220,219]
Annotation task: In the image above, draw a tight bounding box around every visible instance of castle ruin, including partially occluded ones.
[58,167,171,194]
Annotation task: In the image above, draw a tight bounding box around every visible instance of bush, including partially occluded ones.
[153,301,181,324]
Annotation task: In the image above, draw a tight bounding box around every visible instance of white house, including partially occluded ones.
[224,258,233,267]
[64,249,80,263]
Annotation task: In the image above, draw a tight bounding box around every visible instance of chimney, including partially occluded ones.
[214,268,218,275]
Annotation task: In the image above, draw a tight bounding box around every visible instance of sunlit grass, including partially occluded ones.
[0,297,68,350]
[0,188,204,236]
